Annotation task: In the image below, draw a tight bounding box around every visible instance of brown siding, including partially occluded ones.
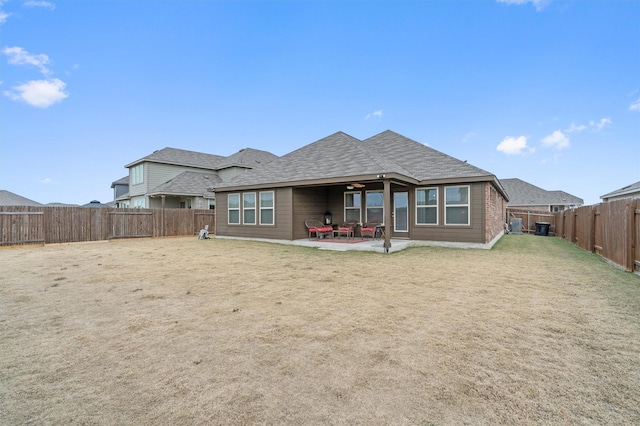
[410,183,486,243]
[216,182,495,244]
[293,187,330,239]
[215,188,293,240]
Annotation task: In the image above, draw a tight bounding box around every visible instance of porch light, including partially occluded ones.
[346,185,354,190]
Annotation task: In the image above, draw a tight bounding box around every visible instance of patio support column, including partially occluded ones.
[383,179,392,253]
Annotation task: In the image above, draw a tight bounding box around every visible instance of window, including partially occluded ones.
[365,191,384,223]
[416,188,438,225]
[344,192,361,222]
[228,193,240,224]
[259,191,274,225]
[445,186,470,225]
[243,193,256,225]
[131,164,144,185]
[208,198,215,210]
[132,197,145,208]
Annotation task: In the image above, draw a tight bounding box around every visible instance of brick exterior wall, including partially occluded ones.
[485,183,507,243]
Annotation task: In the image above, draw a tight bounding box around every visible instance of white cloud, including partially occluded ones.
[631,99,640,112]
[0,10,9,24]
[496,136,531,155]
[3,46,51,74]
[364,109,383,120]
[496,0,549,11]
[590,118,611,131]
[565,122,587,133]
[4,78,68,107]
[565,118,611,133]
[24,1,55,9]
[541,130,570,150]
[39,177,53,184]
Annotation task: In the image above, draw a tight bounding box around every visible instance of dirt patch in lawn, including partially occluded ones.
[1,235,639,425]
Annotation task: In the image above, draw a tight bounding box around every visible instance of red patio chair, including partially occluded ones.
[361,220,381,239]
[305,219,333,240]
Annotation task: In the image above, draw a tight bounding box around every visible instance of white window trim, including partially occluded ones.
[243,192,257,225]
[365,190,384,223]
[444,185,470,226]
[415,187,438,225]
[344,191,362,223]
[228,193,240,225]
[259,191,275,225]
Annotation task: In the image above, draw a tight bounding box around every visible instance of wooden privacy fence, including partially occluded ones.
[0,206,215,246]
[554,198,640,273]
[506,209,556,235]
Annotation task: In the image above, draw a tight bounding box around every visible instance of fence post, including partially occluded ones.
[589,205,596,253]
[626,202,635,272]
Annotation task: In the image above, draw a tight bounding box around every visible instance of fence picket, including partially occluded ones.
[0,206,215,246]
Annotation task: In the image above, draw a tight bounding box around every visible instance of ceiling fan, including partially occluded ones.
[346,183,365,190]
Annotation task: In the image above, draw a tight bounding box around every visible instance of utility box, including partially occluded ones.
[510,218,522,234]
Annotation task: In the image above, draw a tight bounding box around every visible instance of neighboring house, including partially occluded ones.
[214,130,509,248]
[111,176,129,204]
[117,147,278,209]
[82,200,110,208]
[0,190,43,207]
[600,181,640,202]
[500,178,583,212]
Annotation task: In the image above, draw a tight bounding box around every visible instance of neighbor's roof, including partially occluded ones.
[600,180,640,200]
[0,190,43,207]
[500,178,583,206]
[125,147,278,171]
[215,130,503,194]
[147,171,222,198]
[125,147,226,169]
[111,176,129,187]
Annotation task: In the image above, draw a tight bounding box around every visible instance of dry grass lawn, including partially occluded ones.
[1,234,639,425]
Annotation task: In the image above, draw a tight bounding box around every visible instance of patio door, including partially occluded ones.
[394,192,409,233]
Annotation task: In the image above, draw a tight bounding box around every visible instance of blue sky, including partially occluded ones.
[1,0,638,206]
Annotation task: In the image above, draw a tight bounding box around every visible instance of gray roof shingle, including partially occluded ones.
[125,147,278,172]
[217,148,279,169]
[500,178,583,206]
[215,130,498,190]
[125,147,226,170]
[0,190,43,206]
[147,171,221,197]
